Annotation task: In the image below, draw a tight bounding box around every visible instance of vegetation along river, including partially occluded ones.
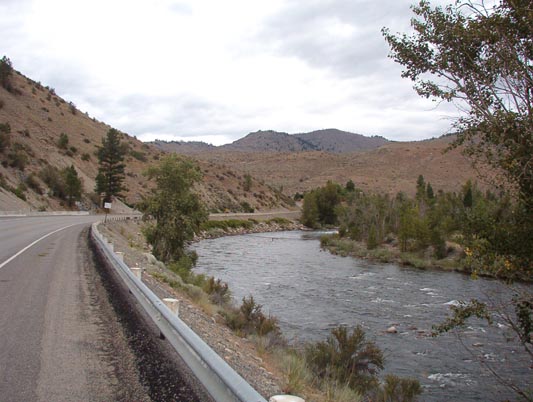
[192,231,531,401]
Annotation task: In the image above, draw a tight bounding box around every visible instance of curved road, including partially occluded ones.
[0,215,148,401]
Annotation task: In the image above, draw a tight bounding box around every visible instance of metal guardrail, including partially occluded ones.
[90,222,267,402]
[0,211,91,217]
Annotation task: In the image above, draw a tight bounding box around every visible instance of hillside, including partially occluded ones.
[0,68,294,213]
[187,136,486,197]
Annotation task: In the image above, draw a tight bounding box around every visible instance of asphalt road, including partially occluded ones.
[0,215,149,401]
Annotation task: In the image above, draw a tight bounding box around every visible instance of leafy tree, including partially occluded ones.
[301,191,320,228]
[95,129,126,204]
[301,181,342,227]
[384,3,533,397]
[383,0,533,209]
[62,165,82,207]
[141,155,208,263]
[0,56,13,91]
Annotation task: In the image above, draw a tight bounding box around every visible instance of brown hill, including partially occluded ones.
[188,136,485,197]
[0,68,293,213]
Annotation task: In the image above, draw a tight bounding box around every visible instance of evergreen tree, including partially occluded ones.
[426,183,434,200]
[63,165,82,207]
[346,179,356,192]
[95,129,126,204]
[416,175,426,201]
[0,56,13,91]
[463,180,473,209]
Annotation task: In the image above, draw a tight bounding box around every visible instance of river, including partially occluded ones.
[191,231,531,401]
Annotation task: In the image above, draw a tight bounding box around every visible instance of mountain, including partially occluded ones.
[222,130,317,152]
[295,129,388,153]
[152,128,389,154]
[0,68,294,213]
[152,140,216,154]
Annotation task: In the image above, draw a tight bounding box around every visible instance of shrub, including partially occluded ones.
[130,150,147,162]
[9,183,27,200]
[81,153,90,161]
[83,138,91,143]
[373,374,422,402]
[7,143,29,170]
[25,173,43,194]
[305,325,384,394]
[0,99,4,109]
[203,277,231,305]
[240,201,254,213]
[57,133,69,149]
[69,146,77,154]
[39,165,65,198]
[0,122,10,153]
[223,296,280,337]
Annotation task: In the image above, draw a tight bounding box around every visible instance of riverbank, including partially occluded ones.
[97,218,289,398]
[197,217,307,240]
[320,233,467,273]
[97,218,355,401]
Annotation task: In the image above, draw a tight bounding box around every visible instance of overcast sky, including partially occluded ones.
[1,0,458,145]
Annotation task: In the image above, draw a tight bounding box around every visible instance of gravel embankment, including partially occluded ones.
[97,219,288,399]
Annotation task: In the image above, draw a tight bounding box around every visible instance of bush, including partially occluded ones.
[7,143,29,170]
[305,325,384,394]
[130,150,147,162]
[240,201,254,213]
[12,183,26,201]
[25,173,43,195]
[373,374,422,402]
[203,277,231,305]
[223,296,280,337]
[39,165,65,198]
[57,133,69,149]
[81,153,90,161]
[0,122,10,153]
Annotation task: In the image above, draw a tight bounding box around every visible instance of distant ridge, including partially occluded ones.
[295,129,388,153]
[152,128,389,154]
[151,140,216,154]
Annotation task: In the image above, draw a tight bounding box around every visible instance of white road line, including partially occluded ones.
[0,224,77,270]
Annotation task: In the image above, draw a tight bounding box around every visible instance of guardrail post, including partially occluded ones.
[163,298,180,316]
[130,267,143,280]
[269,396,305,402]
[115,252,124,262]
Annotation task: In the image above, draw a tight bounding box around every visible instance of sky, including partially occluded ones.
[0,0,459,145]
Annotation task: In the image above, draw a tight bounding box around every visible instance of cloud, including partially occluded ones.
[0,0,460,144]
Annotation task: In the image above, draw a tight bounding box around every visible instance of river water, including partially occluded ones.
[191,231,531,401]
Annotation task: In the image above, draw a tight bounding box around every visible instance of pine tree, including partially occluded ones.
[63,165,82,207]
[95,129,126,204]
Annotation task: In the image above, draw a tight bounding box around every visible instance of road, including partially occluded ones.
[0,215,149,401]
